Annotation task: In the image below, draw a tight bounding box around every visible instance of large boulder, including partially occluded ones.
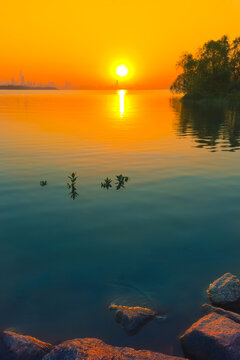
[207,273,240,312]
[180,312,240,360]
[109,304,161,335]
[42,337,186,360]
[202,303,240,324]
[0,331,51,360]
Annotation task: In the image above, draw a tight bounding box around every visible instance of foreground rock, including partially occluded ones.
[109,304,160,335]
[0,331,51,360]
[180,312,240,360]
[42,338,186,360]
[0,332,186,360]
[207,272,240,312]
[202,303,240,324]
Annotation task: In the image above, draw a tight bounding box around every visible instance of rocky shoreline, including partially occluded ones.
[2,272,240,360]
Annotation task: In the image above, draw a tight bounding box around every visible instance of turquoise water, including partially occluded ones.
[0,90,240,356]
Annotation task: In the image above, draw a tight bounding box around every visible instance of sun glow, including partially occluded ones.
[116,65,128,77]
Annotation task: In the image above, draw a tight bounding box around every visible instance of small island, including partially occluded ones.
[170,35,240,103]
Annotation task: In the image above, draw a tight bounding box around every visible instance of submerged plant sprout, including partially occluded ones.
[101,177,112,189]
[40,180,47,186]
[115,175,129,190]
[67,172,78,200]
[101,175,130,190]
[38,173,130,196]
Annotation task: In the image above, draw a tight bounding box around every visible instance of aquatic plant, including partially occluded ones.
[115,174,129,190]
[40,180,47,186]
[67,172,78,200]
[101,177,112,189]
[67,172,78,185]
[101,175,129,190]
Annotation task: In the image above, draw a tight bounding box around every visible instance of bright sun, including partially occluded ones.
[116,65,128,77]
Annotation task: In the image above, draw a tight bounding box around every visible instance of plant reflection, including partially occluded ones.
[67,172,78,200]
[171,98,240,152]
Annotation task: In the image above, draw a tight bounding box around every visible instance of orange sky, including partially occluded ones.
[1,0,240,89]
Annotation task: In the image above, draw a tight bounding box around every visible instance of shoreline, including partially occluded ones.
[1,272,240,359]
[180,92,240,106]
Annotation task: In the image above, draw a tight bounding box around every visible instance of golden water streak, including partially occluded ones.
[119,90,125,117]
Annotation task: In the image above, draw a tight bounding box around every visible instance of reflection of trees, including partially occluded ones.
[170,97,240,152]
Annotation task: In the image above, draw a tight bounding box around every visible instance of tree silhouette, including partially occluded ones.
[171,36,240,99]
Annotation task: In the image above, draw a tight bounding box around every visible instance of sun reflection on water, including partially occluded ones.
[118,90,125,117]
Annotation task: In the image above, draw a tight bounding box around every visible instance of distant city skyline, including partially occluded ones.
[0,71,74,90]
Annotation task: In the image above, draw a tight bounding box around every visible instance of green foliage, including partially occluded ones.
[170,36,240,99]
[231,37,240,84]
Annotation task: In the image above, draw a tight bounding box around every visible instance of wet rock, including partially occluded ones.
[207,272,240,312]
[0,335,11,360]
[202,303,240,324]
[42,337,186,360]
[180,312,240,360]
[0,331,52,360]
[109,304,159,335]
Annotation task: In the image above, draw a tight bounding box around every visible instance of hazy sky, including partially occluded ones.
[1,0,240,88]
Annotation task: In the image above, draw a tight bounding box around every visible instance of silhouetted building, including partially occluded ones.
[20,71,25,85]
[47,82,56,87]
[0,73,57,89]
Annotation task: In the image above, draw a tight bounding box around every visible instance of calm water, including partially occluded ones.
[0,90,240,356]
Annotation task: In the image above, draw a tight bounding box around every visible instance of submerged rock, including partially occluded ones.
[207,273,240,312]
[0,331,51,360]
[109,304,160,335]
[180,312,240,360]
[42,337,186,360]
